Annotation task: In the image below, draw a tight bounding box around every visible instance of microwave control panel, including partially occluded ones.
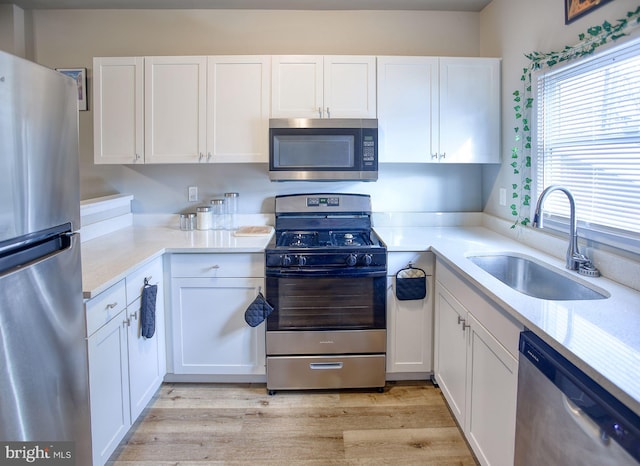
[363,136,376,163]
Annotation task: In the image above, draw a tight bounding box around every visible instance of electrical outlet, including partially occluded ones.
[499,188,507,206]
[188,186,198,202]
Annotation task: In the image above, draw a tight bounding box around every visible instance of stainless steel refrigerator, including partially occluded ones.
[0,51,92,464]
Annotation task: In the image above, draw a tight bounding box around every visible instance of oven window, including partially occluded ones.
[266,276,385,331]
[273,135,355,168]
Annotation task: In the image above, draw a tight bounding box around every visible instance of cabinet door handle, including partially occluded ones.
[134,154,141,163]
[210,265,220,270]
[431,153,438,160]
[199,152,204,162]
[123,317,130,327]
[106,302,118,310]
[462,322,470,331]
[318,107,322,118]
[129,311,138,321]
[207,152,212,162]
[440,152,446,160]
[457,316,465,325]
[326,107,330,119]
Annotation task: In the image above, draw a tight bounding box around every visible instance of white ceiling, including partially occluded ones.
[0,0,492,11]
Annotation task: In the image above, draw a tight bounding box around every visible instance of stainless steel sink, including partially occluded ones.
[468,253,609,300]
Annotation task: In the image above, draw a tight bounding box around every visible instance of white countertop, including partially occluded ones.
[376,225,640,417]
[81,220,640,417]
[81,225,273,298]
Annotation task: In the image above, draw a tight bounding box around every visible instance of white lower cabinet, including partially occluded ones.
[386,252,434,378]
[434,259,521,466]
[168,253,265,377]
[86,257,165,466]
[87,305,130,466]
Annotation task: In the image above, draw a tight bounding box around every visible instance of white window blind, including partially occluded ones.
[534,37,640,248]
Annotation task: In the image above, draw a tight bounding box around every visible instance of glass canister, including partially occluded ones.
[180,213,197,231]
[210,198,225,230]
[196,206,212,230]
[224,192,239,230]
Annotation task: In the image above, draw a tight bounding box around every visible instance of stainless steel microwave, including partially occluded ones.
[269,118,378,182]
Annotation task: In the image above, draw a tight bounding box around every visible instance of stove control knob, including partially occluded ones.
[346,253,358,267]
[281,255,292,267]
[362,254,373,266]
[297,255,307,266]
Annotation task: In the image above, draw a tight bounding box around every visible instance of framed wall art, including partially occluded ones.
[565,0,615,24]
[56,67,87,111]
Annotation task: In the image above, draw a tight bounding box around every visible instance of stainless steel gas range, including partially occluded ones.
[264,193,387,394]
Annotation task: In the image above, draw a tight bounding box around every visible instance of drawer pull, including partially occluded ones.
[210,265,220,270]
[309,362,343,370]
[106,302,118,310]
[129,311,138,320]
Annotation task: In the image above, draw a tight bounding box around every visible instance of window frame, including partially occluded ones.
[531,35,640,256]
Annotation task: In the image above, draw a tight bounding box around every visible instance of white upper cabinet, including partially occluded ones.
[93,57,144,165]
[271,55,376,118]
[144,56,207,164]
[206,56,270,163]
[438,57,501,163]
[377,56,500,163]
[377,57,438,164]
[271,55,323,118]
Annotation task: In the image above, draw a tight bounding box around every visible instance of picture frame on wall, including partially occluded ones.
[565,0,615,24]
[56,68,88,111]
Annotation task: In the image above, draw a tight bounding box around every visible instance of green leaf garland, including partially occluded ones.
[510,6,640,229]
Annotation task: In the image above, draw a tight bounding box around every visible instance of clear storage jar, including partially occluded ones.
[180,213,197,231]
[224,192,239,230]
[210,199,225,230]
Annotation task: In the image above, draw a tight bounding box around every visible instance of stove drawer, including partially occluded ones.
[267,329,386,355]
[266,354,385,390]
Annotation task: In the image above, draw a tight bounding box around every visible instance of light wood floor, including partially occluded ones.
[109,381,478,465]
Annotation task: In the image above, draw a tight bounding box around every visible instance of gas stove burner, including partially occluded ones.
[278,231,319,248]
[330,231,372,247]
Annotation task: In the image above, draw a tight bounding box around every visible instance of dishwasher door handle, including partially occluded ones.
[563,394,610,446]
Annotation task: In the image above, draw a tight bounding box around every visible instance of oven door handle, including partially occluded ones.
[309,362,344,370]
[267,268,386,278]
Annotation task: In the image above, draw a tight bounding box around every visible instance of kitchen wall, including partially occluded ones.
[7,8,484,214]
[2,1,637,217]
[479,0,640,224]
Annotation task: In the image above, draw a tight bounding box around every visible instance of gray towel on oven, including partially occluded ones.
[244,292,273,327]
[141,282,157,338]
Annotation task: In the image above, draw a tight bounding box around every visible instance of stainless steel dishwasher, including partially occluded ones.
[515,331,640,466]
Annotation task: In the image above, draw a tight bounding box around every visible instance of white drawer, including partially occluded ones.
[126,256,163,304]
[86,279,127,336]
[170,253,264,278]
[388,251,435,276]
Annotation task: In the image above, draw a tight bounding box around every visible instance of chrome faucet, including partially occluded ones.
[532,186,599,276]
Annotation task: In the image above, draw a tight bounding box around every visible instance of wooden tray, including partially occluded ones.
[233,226,274,236]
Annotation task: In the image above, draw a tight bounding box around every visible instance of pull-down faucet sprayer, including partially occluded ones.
[532,185,600,276]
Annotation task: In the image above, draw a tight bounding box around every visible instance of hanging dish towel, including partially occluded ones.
[141,278,158,338]
[244,291,274,327]
[395,264,427,301]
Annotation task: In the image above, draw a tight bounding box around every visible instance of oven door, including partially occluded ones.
[265,269,386,332]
